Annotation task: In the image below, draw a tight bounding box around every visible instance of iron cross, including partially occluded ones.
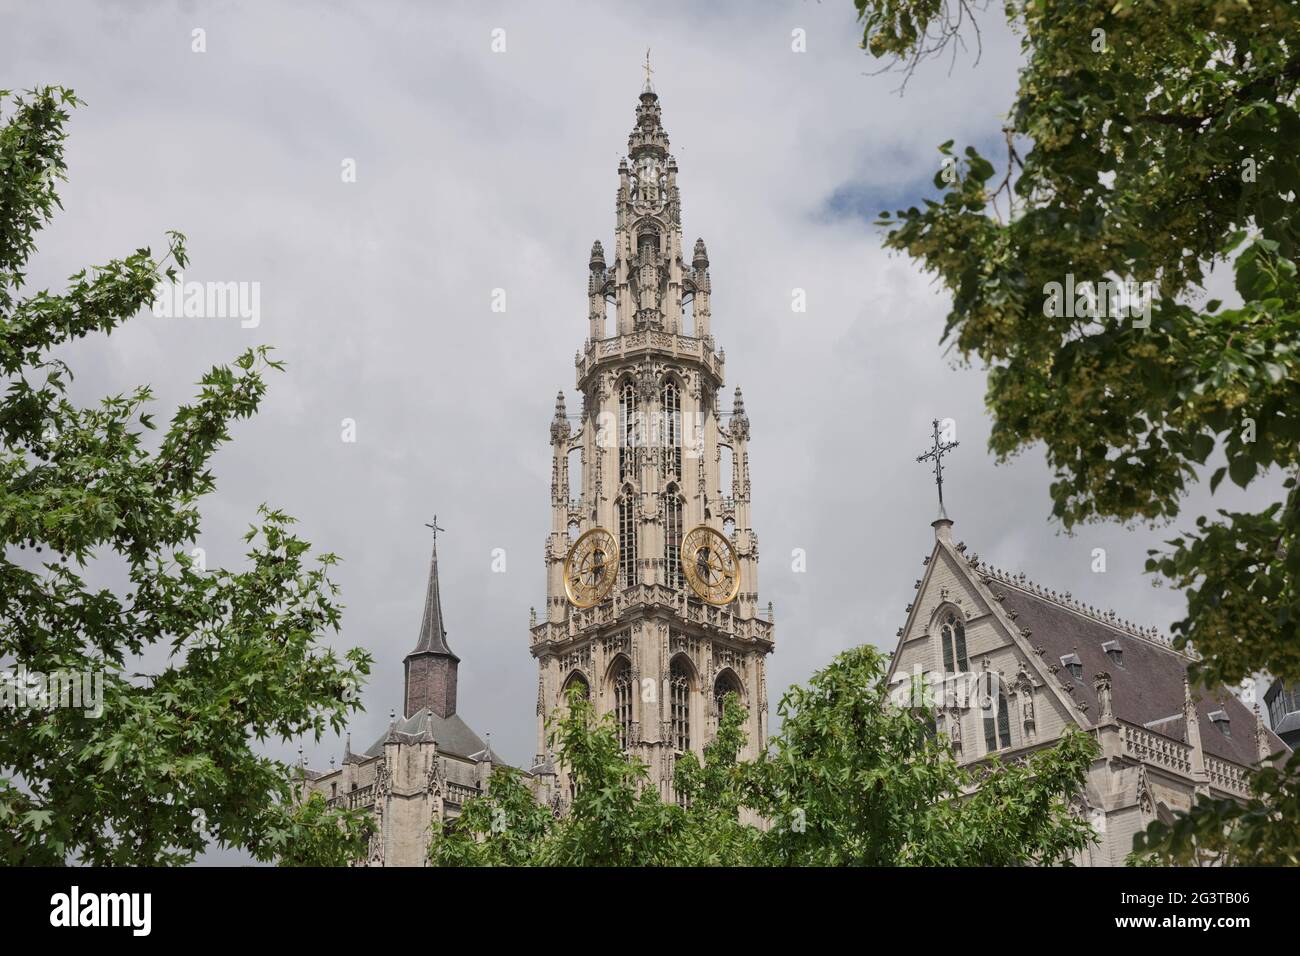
[916,419,959,512]
[424,516,446,542]
[643,48,654,89]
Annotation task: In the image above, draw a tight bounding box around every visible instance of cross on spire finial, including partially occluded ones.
[424,516,445,543]
[916,419,959,517]
[643,48,654,92]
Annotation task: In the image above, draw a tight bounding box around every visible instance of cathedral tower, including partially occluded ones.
[530,73,774,801]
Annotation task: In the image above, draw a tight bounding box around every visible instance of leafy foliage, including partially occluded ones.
[855,0,1300,863]
[1130,747,1300,866]
[431,648,1096,866]
[861,0,1300,690]
[428,764,555,867]
[274,791,376,867]
[749,645,1098,865]
[0,87,371,864]
[430,689,754,866]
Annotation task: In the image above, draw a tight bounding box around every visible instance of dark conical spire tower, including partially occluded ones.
[403,520,459,718]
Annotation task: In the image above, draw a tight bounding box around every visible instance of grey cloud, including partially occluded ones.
[3,0,1280,865]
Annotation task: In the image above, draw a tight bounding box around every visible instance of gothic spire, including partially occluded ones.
[404,520,460,719]
[409,520,457,660]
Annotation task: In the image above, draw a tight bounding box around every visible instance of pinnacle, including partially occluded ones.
[693,238,709,269]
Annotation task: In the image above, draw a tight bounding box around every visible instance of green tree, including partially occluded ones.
[853,0,1300,864]
[430,690,754,867]
[431,652,1095,867]
[749,645,1098,865]
[0,87,371,865]
[671,691,763,865]
[274,791,376,868]
[860,0,1300,690]
[428,765,555,867]
[538,691,686,866]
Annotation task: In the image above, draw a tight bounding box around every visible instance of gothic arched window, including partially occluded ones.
[664,486,684,588]
[619,383,638,482]
[713,670,743,727]
[670,657,692,752]
[941,613,969,672]
[611,657,633,750]
[661,381,681,480]
[618,491,637,589]
[562,672,590,703]
[982,673,1011,752]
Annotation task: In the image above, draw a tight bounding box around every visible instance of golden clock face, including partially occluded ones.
[563,528,619,608]
[680,525,740,606]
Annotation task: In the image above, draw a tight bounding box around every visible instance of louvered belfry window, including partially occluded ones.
[670,657,692,752]
[619,383,638,482]
[618,494,637,589]
[664,488,684,588]
[611,658,633,749]
[661,381,681,480]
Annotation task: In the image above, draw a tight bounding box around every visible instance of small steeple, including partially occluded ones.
[410,519,456,659]
[403,520,460,719]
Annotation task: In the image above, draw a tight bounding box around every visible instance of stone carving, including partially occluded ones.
[1094,672,1114,720]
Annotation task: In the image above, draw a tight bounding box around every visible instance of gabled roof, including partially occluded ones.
[975,563,1289,766]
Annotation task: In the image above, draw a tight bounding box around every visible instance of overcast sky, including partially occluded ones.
[4,0,1280,864]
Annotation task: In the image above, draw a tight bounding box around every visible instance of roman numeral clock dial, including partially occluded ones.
[563,528,619,608]
[681,525,740,606]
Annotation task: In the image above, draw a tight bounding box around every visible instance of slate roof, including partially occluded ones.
[992,580,1289,766]
[408,532,458,661]
[364,707,487,760]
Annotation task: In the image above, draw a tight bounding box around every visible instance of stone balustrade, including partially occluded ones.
[1119,722,1193,774]
[577,331,724,382]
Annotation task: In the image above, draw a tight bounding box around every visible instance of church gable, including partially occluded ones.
[890,540,989,679]
[888,522,1090,758]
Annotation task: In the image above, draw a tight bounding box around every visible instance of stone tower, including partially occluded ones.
[530,75,774,802]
